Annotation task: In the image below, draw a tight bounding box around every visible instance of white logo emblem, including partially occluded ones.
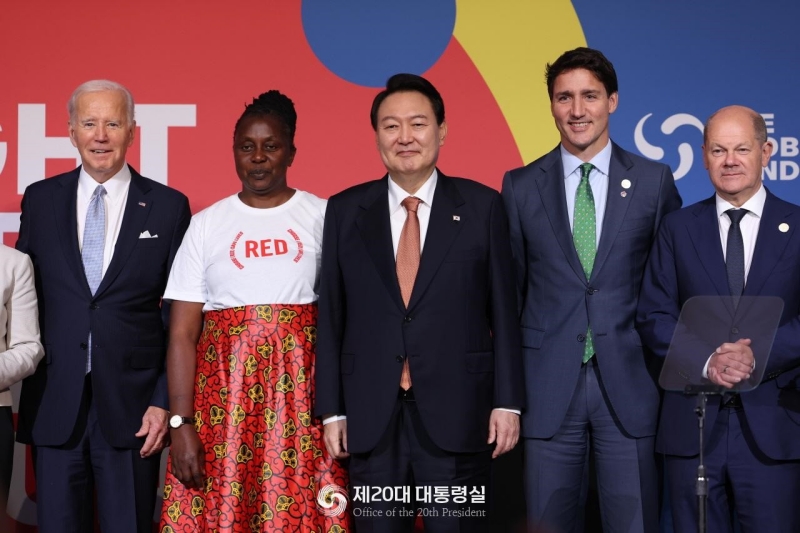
[317,483,348,517]
[634,113,704,180]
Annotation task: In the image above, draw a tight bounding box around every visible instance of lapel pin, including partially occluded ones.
[779,222,789,233]
[620,191,627,198]
[138,202,146,207]
[621,179,631,189]
[453,215,460,222]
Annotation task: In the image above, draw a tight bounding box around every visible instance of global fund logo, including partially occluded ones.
[634,112,799,181]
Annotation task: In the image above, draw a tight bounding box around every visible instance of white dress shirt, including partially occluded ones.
[715,183,765,283]
[323,172,438,425]
[387,170,438,256]
[702,184,766,377]
[76,165,132,276]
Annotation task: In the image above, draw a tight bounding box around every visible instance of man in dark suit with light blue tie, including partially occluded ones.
[501,48,681,532]
[16,80,191,533]
[637,105,800,533]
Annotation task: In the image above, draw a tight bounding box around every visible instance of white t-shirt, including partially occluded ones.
[164,191,326,311]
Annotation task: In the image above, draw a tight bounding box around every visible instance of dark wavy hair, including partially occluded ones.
[545,47,618,100]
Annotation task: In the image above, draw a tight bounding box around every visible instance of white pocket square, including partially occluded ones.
[139,231,158,239]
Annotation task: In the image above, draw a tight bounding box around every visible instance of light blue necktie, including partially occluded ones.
[82,184,106,372]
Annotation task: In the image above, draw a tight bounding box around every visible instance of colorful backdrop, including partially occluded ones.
[1,1,798,530]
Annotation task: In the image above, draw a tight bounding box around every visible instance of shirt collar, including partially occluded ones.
[388,169,438,212]
[78,164,132,202]
[560,140,613,179]
[715,183,766,219]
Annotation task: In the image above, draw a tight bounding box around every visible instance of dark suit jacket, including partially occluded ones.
[501,143,681,439]
[15,166,191,449]
[314,172,524,454]
[637,189,800,460]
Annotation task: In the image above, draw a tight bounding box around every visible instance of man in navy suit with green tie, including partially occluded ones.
[502,48,681,532]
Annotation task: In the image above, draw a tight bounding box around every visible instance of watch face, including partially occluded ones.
[169,415,182,428]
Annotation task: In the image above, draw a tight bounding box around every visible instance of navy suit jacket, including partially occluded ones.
[15,166,191,449]
[637,189,800,460]
[502,143,681,439]
[314,172,524,454]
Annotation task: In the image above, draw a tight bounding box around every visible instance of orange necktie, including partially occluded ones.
[397,196,422,390]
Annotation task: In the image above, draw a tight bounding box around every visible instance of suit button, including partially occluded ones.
[80,342,88,350]
[731,327,739,335]
[90,303,98,310]
[577,334,586,342]
[404,316,412,323]
[396,355,404,363]
[587,288,596,295]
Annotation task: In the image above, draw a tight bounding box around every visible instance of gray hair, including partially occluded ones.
[68,80,135,125]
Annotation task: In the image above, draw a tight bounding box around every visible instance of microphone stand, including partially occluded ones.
[685,385,724,533]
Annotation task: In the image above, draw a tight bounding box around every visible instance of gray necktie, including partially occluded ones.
[725,208,747,307]
[82,185,107,372]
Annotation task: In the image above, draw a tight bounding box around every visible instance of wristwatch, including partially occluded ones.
[169,414,194,429]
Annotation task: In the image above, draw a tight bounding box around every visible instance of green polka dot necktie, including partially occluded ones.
[573,163,596,363]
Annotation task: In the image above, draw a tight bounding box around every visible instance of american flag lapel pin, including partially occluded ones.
[138,202,146,207]
[453,215,460,222]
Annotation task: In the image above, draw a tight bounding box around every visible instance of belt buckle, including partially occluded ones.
[722,394,741,408]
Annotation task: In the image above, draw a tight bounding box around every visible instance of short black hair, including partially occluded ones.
[370,73,445,130]
[545,47,618,100]
[234,90,297,147]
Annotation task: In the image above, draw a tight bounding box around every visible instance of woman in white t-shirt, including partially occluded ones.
[159,91,350,532]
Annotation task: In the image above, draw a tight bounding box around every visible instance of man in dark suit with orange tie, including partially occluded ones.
[16,80,191,533]
[315,73,524,533]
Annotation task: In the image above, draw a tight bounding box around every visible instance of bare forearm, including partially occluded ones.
[167,301,204,416]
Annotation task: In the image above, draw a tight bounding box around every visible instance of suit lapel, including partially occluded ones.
[355,177,406,311]
[688,197,731,299]
[51,169,90,294]
[407,174,465,310]
[744,190,795,297]
[536,150,586,282]
[593,144,635,279]
[95,168,153,297]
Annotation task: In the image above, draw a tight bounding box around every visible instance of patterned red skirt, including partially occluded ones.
[160,304,351,532]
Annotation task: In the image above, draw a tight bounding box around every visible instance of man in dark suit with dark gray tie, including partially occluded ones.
[316,73,524,532]
[637,105,800,533]
[501,48,682,532]
[16,80,191,533]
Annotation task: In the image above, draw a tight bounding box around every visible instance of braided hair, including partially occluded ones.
[233,90,297,147]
